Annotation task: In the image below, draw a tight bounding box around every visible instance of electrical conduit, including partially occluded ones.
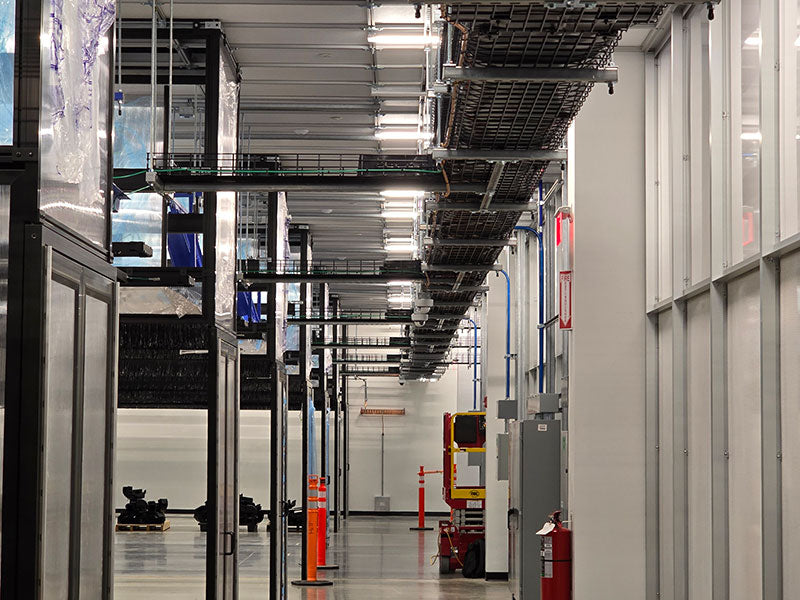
[466,318,479,410]
[514,179,546,394]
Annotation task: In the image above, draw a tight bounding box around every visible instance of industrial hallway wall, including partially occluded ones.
[116,367,456,513]
[567,50,648,600]
[345,365,457,513]
[644,1,795,598]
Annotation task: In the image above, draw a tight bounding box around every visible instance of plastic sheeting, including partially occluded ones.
[119,287,203,317]
[275,192,290,351]
[0,0,14,145]
[113,96,163,168]
[112,192,162,267]
[214,50,239,328]
[39,0,115,248]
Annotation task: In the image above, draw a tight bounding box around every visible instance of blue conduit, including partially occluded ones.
[514,180,546,394]
[466,318,479,410]
[498,269,512,400]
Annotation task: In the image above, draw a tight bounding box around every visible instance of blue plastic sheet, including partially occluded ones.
[0,0,14,145]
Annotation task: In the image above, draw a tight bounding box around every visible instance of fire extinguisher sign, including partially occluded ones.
[559,271,573,330]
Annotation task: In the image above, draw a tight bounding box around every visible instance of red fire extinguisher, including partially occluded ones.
[538,509,571,600]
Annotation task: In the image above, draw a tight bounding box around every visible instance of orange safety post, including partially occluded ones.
[291,476,333,587]
[317,479,339,570]
[410,466,443,532]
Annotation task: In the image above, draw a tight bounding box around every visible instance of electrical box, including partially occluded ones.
[508,419,561,600]
[497,399,517,420]
[374,496,390,512]
[497,433,509,481]
[528,393,560,415]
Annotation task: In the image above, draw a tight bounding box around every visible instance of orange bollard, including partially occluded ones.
[291,475,333,587]
[317,479,339,570]
[410,466,433,531]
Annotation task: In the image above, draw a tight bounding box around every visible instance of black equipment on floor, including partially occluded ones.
[118,486,169,525]
[194,494,266,532]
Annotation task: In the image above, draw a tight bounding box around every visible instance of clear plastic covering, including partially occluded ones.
[118,287,202,317]
[0,0,14,145]
[113,96,163,168]
[39,0,116,248]
[214,50,239,328]
[112,192,162,267]
[275,192,289,352]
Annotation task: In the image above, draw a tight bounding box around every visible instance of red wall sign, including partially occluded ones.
[559,271,573,330]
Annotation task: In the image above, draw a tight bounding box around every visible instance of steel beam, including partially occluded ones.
[428,239,512,247]
[422,263,500,272]
[157,174,483,194]
[428,201,537,212]
[429,148,567,162]
[443,65,618,84]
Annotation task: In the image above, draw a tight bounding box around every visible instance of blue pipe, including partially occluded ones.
[498,269,511,400]
[466,318,479,410]
[515,181,546,395]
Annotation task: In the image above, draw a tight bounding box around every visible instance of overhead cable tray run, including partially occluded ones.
[238,259,424,285]
[286,310,414,326]
[115,153,486,193]
[404,2,667,378]
[311,337,412,349]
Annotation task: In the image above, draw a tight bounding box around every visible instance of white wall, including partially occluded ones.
[568,51,648,600]
[115,408,323,510]
[345,365,457,512]
[115,365,458,513]
[484,251,511,574]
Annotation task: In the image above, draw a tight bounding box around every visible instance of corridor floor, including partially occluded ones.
[114,515,510,599]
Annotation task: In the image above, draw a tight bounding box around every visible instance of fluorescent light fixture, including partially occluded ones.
[383,200,415,208]
[381,211,416,219]
[388,295,413,303]
[385,237,413,244]
[375,130,433,141]
[385,244,416,252]
[381,189,424,198]
[379,113,420,125]
[386,280,414,286]
[744,34,761,47]
[741,131,762,141]
[367,34,439,46]
[796,35,800,47]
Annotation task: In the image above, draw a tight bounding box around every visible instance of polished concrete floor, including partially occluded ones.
[114,515,510,599]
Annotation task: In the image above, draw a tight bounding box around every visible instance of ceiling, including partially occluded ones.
[117,0,673,377]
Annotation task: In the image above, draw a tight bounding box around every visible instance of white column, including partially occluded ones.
[484,250,512,576]
[567,51,648,600]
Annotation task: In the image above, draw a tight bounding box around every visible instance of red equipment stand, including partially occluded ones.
[436,412,487,574]
[410,466,442,531]
[291,476,333,587]
[316,480,339,570]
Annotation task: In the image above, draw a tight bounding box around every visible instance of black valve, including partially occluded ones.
[707,2,715,21]
[607,82,614,96]
[414,3,422,19]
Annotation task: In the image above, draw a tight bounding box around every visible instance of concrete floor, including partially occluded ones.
[114,515,509,599]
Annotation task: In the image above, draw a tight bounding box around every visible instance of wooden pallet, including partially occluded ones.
[115,520,170,532]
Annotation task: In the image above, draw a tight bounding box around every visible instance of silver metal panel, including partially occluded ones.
[496,433,509,481]
[0,184,9,551]
[658,310,675,600]
[40,277,77,600]
[686,294,713,600]
[727,271,762,600]
[79,294,109,598]
[508,419,561,600]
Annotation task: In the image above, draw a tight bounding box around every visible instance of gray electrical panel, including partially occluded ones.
[508,419,561,600]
